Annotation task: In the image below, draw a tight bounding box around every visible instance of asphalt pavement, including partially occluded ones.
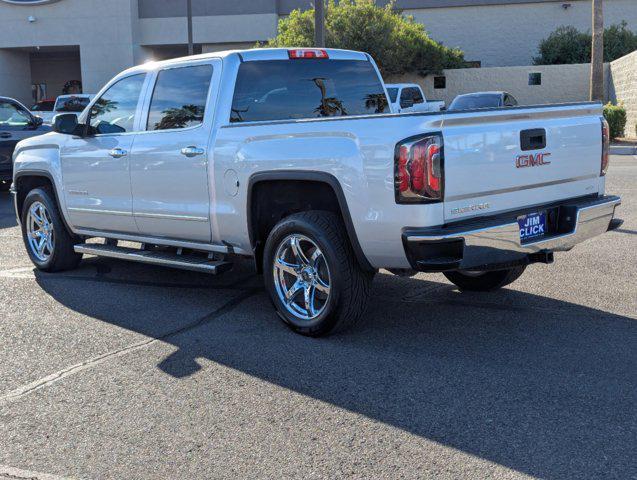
[0,156,635,479]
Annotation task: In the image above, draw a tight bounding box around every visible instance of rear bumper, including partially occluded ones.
[403,195,621,272]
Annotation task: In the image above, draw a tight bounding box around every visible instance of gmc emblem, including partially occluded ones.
[516,152,551,168]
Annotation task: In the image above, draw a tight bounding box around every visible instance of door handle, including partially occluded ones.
[108,148,128,158]
[180,146,205,157]
[0,132,11,139]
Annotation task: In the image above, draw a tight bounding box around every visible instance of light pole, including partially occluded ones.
[314,0,325,48]
[187,0,194,56]
[590,0,604,101]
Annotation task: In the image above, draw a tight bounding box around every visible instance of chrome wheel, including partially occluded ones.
[26,201,55,262]
[272,234,331,321]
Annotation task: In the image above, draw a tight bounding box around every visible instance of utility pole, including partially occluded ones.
[314,0,325,48]
[590,0,604,101]
[187,0,194,56]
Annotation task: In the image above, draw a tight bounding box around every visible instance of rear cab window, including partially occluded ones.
[401,87,424,104]
[55,96,91,113]
[230,59,388,123]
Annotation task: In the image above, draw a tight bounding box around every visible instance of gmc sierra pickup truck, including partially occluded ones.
[11,48,621,336]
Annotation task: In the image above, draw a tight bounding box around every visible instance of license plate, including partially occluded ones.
[518,211,546,242]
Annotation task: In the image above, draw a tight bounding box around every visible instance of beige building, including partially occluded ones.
[0,0,635,106]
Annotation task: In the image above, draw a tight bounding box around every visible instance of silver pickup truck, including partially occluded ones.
[11,48,621,336]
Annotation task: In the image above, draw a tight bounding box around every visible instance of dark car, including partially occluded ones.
[0,96,52,190]
[448,91,518,111]
[31,98,56,113]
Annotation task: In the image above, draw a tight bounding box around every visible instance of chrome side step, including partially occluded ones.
[74,243,233,275]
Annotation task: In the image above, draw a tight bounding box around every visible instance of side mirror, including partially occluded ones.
[53,113,80,135]
[439,106,447,111]
[400,98,415,109]
[30,116,43,128]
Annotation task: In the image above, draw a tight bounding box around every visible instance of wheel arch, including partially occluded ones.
[13,170,73,234]
[247,170,373,273]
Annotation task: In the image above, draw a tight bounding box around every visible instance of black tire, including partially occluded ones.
[443,266,526,292]
[263,210,374,337]
[21,187,83,272]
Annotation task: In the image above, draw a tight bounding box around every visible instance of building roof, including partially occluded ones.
[138,0,579,18]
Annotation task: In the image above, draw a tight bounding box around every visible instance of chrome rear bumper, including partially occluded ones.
[403,195,621,272]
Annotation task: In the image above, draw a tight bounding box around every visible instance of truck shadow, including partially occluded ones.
[35,258,636,479]
[0,191,17,229]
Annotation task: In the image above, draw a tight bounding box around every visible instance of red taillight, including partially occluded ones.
[601,117,610,176]
[288,49,329,59]
[395,134,444,203]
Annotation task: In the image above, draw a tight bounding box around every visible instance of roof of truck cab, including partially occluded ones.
[455,91,507,97]
[119,48,371,77]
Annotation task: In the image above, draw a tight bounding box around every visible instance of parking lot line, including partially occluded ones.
[0,464,70,480]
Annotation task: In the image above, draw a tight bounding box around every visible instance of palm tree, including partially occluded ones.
[590,0,604,101]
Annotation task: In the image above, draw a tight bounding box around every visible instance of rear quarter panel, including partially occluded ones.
[212,115,446,269]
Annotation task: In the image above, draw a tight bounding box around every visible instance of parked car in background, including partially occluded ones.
[0,96,51,190]
[385,83,445,113]
[448,91,518,111]
[30,98,56,118]
[31,94,94,124]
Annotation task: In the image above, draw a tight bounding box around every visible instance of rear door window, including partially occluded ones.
[146,64,213,131]
[230,59,388,123]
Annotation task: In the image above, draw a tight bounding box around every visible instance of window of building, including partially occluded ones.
[89,74,147,134]
[146,65,213,131]
[528,73,542,86]
[230,59,388,123]
[434,76,446,89]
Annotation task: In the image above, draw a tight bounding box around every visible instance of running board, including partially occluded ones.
[74,243,233,275]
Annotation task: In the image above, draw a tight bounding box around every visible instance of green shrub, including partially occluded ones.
[263,0,465,76]
[534,21,637,65]
[603,103,627,139]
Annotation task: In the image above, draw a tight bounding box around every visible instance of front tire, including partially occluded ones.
[263,211,373,336]
[21,187,82,272]
[443,266,526,292]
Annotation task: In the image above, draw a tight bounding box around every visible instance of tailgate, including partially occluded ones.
[441,104,603,222]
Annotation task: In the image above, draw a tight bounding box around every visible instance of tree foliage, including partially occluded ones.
[264,0,465,75]
[534,22,637,65]
[603,103,627,139]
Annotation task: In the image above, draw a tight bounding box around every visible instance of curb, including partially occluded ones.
[610,145,637,156]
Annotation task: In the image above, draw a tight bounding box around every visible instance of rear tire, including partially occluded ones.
[263,210,374,336]
[443,266,526,292]
[21,187,82,272]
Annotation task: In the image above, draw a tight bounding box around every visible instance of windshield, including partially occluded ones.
[449,94,501,111]
[386,88,398,103]
[31,101,55,111]
[55,96,91,113]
